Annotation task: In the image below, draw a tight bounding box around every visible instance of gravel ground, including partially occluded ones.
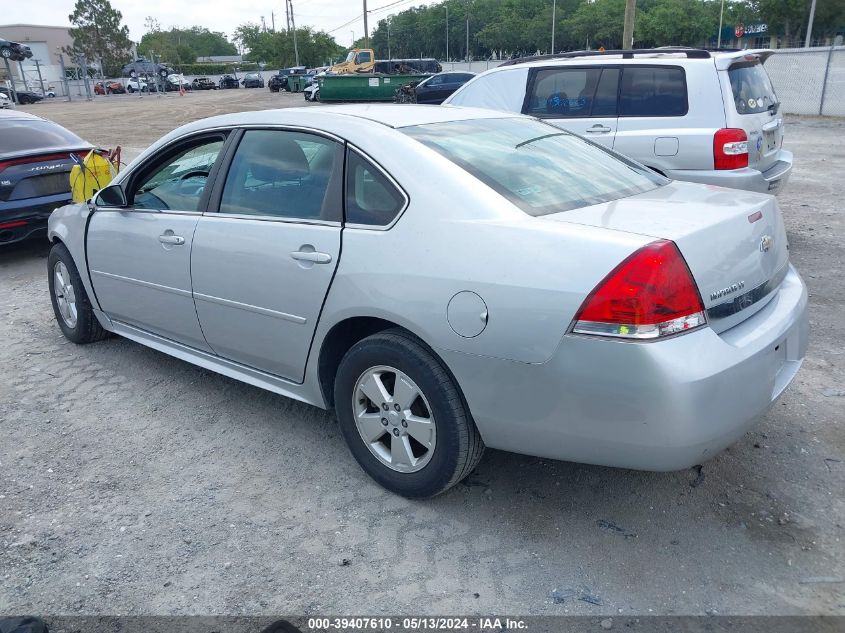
[0,91,843,616]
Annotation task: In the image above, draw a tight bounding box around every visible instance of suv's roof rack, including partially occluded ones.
[499,47,712,67]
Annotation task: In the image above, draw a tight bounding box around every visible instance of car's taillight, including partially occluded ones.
[714,128,748,170]
[572,240,706,340]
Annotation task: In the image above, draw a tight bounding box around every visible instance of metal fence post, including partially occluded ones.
[3,57,19,104]
[58,54,71,101]
[818,45,834,116]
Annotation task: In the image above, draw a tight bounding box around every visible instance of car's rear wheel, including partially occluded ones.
[48,243,109,344]
[1,47,12,59]
[334,328,484,498]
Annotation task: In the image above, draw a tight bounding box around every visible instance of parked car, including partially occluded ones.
[303,82,319,102]
[46,104,807,497]
[0,37,32,61]
[125,79,148,94]
[121,58,174,79]
[191,77,217,90]
[165,74,191,92]
[269,66,306,92]
[242,72,265,88]
[0,92,13,109]
[0,110,93,245]
[219,74,239,89]
[94,80,126,95]
[413,71,475,104]
[0,87,43,104]
[446,48,791,194]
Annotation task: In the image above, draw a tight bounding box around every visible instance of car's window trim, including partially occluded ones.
[98,130,233,214]
[205,125,345,224]
[343,144,410,231]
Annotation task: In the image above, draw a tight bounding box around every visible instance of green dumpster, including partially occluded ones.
[318,73,429,102]
[289,75,305,92]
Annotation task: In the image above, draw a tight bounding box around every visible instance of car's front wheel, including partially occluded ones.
[334,329,484,498]
[48,243,109,344]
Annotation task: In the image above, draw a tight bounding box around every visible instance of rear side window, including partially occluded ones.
[0,119,88,154]
[728,61,778,114]
[345,150,406,226]
[620,66,687,117]
[526,67,602,117]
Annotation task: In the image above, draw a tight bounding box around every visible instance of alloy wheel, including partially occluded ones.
[353,365,437,473]
[53,261,78,328]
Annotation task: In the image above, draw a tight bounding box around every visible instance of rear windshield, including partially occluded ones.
[0,119,88,155]
[402,118,665,216]
[729,60,778,114]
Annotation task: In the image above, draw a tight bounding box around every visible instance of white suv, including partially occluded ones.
[445,48,791,194]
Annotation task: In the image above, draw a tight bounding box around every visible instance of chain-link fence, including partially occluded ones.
[766,46,844,117]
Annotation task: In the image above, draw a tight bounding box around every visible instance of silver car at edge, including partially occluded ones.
[445,48,792,195]
[46,105,808,498]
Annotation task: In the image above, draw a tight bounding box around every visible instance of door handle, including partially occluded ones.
[586,125,612,133]
[290,250,332,264]
[158,234,185,245]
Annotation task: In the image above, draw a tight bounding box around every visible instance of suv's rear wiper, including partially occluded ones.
[767,102,780,115]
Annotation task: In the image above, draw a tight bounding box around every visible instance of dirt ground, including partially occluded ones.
[1,90,843,617]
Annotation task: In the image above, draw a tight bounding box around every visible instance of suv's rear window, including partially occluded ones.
[620,66,687,116]
[0,119,88,155]
[728,60,778,114]
[403,118,665,216]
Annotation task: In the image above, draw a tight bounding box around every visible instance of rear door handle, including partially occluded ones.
[158,234,185,245]
[586,125,612,133]
[291,250,332,264]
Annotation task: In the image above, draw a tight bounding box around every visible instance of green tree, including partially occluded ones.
[66,0,132,76]
[139,24,238,64]
[234,24,344,68]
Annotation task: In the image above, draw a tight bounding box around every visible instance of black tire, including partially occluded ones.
[334,328,484,498]
[47,242,109,345]
[0,47,11,59]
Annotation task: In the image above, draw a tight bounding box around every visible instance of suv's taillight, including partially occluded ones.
[714,128,748,170]
[572,240,706,340]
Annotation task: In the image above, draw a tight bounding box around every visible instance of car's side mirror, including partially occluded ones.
[94,183,128,208]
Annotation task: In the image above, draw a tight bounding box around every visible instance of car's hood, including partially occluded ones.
[542,181,790,331]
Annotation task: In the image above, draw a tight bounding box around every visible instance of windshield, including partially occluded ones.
[345,51,356,62]
[0,119,89,156]
[402,118,665,216]
[729,60,778,114]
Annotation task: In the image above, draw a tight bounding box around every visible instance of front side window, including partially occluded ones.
[619,66,687,117]
[403,117,665,217]
[345,150,406,226]
[132,137,225,211]
[728,60,778,114]
[219,129,341,221]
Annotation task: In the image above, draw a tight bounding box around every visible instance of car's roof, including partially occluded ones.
[0,109,44,122]
[300,104,514,128]
[497,48,772,71]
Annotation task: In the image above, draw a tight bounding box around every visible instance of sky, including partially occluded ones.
[2,0,440,48]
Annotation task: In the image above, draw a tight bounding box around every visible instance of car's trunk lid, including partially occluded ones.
[544,181,789,333]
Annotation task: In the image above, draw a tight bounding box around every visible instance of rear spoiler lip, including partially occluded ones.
[715,49,774,71]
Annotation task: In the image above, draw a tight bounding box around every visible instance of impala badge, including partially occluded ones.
[760,235,774,253]
[710,281,746,301]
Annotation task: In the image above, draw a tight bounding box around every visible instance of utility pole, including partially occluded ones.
[445,4,449,62]
[465,0,470,67]
[622,0,636,50]
[285,0,291,32]
[387,19,391,60]
[289,0,300,65]
[363,0,369,48]
[717,0,725,48]
[551,0,556,54]
[805,0,817,47]
[271,12,275,33]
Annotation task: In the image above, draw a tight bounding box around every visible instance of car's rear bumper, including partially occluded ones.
[666,149,792,195]
[1,193,72,245]
[442,264,808,471]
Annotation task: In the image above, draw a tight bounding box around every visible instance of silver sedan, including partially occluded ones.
[47,105,808,497]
